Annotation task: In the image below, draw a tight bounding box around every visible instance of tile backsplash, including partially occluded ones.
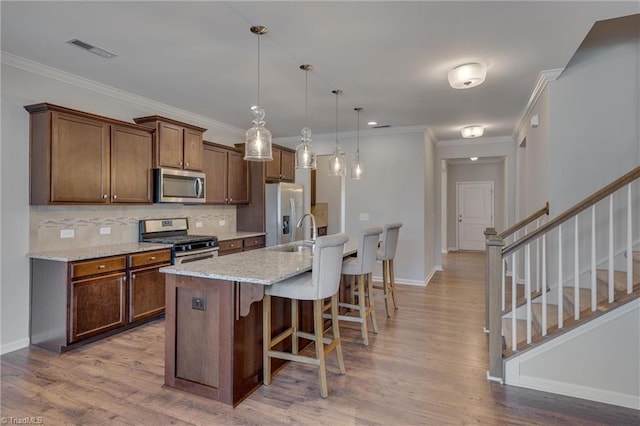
[30,204,236,252]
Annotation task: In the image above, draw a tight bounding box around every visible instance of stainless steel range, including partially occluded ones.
[139,218,218,264]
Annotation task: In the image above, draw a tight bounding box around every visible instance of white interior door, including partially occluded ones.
[457,182,494,250]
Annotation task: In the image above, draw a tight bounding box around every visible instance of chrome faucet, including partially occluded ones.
[296,213,317,242]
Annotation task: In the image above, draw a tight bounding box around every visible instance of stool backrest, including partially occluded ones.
[355,226,383,275]
[379,222,402,260]
[312,233,350,299]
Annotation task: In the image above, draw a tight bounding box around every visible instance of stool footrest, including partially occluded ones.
[270,327,294,347]
[267,350,320,367]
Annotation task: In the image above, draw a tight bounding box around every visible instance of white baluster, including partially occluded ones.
[501,258,506,312]
[536,218,541,292]
[525,244,532,344]
[542,234,547,336]
[609,195,614,303]
[512,252,517,350]
[574,216,580,320]
[591,205,597,311]
[558,225,564,328]
[627,184,633,294]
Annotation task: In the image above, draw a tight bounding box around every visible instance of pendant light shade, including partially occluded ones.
[295,64,316,169]
[351,107,364,180]
[245,25,273,162]
[328,89,345,176]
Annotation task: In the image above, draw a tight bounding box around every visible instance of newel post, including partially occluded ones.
[484,227,497,332]
[486,235,505,383]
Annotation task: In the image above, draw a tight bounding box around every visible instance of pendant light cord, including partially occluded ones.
[305,69,308,128]
[335,91,339,148]
[356,108,361,158]
[257,33,261,107]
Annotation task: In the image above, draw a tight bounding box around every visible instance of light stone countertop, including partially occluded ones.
[160,240,358,285]
[216,231,266,242]
[28,242,173,262]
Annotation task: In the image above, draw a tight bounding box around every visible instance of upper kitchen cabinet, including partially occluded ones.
[25,103,153,205]
[202,141,249,205]
[265,145,295,182]
[133,115,206,171]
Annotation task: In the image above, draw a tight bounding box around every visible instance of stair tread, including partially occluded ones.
[632,251,640,263]
[502,286,550,315]
[502,318,528,350]
[595,269,638,292]
[532,302,569,330]
[563,287,606,313]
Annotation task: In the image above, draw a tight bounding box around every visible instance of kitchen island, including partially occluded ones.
[159,239,357,406]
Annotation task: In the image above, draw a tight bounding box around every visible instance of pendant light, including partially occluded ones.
[351,107,364,179]
[295,64,316,169]
[244,25,273,161]
[328,89,346,176]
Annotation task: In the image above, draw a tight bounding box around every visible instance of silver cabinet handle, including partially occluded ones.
[132,273,136,280]
[97,265,106,269]
[103,194,108,199]
[113,194,117,200]
[150,256,156,261]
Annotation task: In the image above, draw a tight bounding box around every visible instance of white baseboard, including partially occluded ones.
[371,275,426,287]
[1,338,29,355]
[448,247,458,252]
[441,249,448,254]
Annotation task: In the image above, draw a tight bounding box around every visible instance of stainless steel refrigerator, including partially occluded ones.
[265,182,304,247]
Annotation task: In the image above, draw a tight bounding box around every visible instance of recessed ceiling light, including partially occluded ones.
[66,39,117,59]
[367,121,378,126]
[448,63,486,89]
[470,157,479,161]
[461,125,484,138]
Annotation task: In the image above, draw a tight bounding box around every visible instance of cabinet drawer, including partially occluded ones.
[71,256,126,279]
[218,239,243,252]
[243,236,265,249]
[129,249,171,268]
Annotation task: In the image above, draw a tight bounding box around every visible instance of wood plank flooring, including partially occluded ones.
[2,252,639,425]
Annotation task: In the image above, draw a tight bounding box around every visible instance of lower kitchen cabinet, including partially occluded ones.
[30,248,171,353]
[218,235,265,256]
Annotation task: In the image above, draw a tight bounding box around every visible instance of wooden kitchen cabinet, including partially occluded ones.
[133,115,206,171]
[218,235,266,256]
[265,145,295,182]
[69,256,127,343]
[128,249,171,323]
[203,142,249,205]
[30,248,171,353]
[25,103,153,205]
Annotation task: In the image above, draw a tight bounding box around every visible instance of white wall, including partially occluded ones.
[0,58,244,353]
[315,155,343,235]
[446,161,505,250]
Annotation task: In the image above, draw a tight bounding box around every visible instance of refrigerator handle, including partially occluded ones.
[289,198,296,243]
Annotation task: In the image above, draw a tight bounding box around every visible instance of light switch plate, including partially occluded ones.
[100,227,111,235]
[195,221,203,228]
[60,229,75,239]
[359,213,370,221]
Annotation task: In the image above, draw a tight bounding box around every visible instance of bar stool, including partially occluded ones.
[376,222,402,318]
[333,226,382,346]
[263,233,349,399]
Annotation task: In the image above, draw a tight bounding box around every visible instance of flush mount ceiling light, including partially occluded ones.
[351,107,364,180]
[470,157,479,161]
[367,121,378,126]
[295,64,316,170]
[328,89,346,176]
[461,125,484,138]
[66,39,117,59]
[244,25,273,162]
[448,63,486,89]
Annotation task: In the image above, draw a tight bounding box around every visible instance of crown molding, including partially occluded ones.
[511,68,563,139]
[1,51,245,138]
[437,135,514,147]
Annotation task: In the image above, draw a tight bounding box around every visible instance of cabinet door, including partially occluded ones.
[266,147,282,180]
[51,112,110,203]
[280,150,295,182]
[157,121,184,169]
[183,129,203,171]
[111,125,153,203]
[227,150,249,204]
[69,272,126,343]
[202,144,228,204]
[129,266,166,323]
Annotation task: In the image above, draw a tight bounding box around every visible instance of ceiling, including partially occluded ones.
[2,1,638,142]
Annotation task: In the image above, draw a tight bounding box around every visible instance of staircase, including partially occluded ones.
[484,166,640,400]
[502,257,640,353]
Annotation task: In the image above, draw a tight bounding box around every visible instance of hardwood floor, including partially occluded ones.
[2,252,638,425]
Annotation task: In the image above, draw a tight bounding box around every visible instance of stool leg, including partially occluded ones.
[313,299,329,398]
[263,294,272,385]
[358,274,369,346]
[331,293,346,375]
[366,273,378,334]
[382,260,392,318]
[291,298,299,355]
[389,259,398,310]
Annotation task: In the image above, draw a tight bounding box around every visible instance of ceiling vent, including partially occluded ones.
[66,39,117,59]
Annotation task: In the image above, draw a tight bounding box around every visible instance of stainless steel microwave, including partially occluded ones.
[154,168,206,203]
